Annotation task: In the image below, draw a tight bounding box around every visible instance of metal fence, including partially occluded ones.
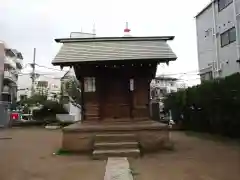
[0,101,10,128]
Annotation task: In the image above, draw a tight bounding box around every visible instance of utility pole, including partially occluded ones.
[30,48,36,97]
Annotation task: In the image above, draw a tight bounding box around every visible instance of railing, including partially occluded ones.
[15,58,23,68]
[0,101,11,128]
[4,70,17,82]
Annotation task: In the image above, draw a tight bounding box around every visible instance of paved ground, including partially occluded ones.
[0,128,106,180]
[1,128,239,180]
[129,131,240,180]
[104,158,133,180]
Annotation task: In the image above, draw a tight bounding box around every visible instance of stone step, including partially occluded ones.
[94,142,139,150]
[95,134,136,142]
[92,149,140,160]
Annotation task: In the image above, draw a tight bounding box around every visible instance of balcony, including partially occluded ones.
[15,58,23,69]
[4,56,16,69]
[4,70,17,82]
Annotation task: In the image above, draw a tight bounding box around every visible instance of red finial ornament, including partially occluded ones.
[124,22,131,36]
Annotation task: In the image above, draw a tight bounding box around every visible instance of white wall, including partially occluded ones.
[196,1,240,78]
[196,3,215,73]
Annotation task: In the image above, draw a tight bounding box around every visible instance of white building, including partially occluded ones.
[150,76,186,100]
[0,41,23,104]
[17,72,64,101]
[195,0,240,81]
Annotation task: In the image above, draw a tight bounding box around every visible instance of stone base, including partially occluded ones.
[61,120,170,154]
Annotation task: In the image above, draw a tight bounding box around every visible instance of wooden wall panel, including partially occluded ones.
[73,61,156,121]
[133,78,150,118]
[101,75,130,119]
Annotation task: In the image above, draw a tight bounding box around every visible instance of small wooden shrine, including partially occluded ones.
[52,36,177,157]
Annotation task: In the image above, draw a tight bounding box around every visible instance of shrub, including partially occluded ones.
[32,100,68,124]
[164,73,240,138]
[20,94,47,105]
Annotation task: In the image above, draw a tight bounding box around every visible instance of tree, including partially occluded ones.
[20,94,47,106]
[62,78,81,104]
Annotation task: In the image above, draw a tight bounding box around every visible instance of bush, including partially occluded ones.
[164,73,240,138]
[20,94,47,106]
[32,100,68,124]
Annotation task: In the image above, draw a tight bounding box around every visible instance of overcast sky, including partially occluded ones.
[0,0,211,86]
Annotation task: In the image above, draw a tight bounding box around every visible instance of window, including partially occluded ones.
[84,77,96,92]
[200,72,213,81]
[229,27,236,42]
[221,31,229,47]
[218,0,233,11]
[20,95,27,101]
[220,27,236,47]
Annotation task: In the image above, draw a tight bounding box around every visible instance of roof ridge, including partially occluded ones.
[55,36,174,43]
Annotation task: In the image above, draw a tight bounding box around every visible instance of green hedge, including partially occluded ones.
[164,73,240,138]
[32,100,68,123]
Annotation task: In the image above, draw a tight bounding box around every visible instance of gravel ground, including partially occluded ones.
[129,131,240,180]
[1,128,239,180]
[0,128,106,180]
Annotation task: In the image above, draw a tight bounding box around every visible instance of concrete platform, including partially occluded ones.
[63,120,168,132]
[61,120,170,154]
[95,134,136,142]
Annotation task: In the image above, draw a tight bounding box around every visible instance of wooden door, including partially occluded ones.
[102,77,130,120]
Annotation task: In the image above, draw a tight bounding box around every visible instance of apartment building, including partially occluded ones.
[35,80,61,100]
[18,76,62,101]
[0,42,23,104]
[196,0,240,81]
[150,76,186,100]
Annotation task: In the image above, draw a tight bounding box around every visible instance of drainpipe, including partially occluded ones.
[212,1,220,78]
[233,0,240,67]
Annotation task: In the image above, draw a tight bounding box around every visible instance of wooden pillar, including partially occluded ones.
[147,77,152,120]
[129,78,134,119]
[80,77,85,121]
[97,76,102,120]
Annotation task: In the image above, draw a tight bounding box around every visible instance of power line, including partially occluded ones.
[157,70,200,76]
[35,64,68,72]
[177,77,201,82]
[27,64,199,77]
[40,74,62,79]
[19,72,63,76]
